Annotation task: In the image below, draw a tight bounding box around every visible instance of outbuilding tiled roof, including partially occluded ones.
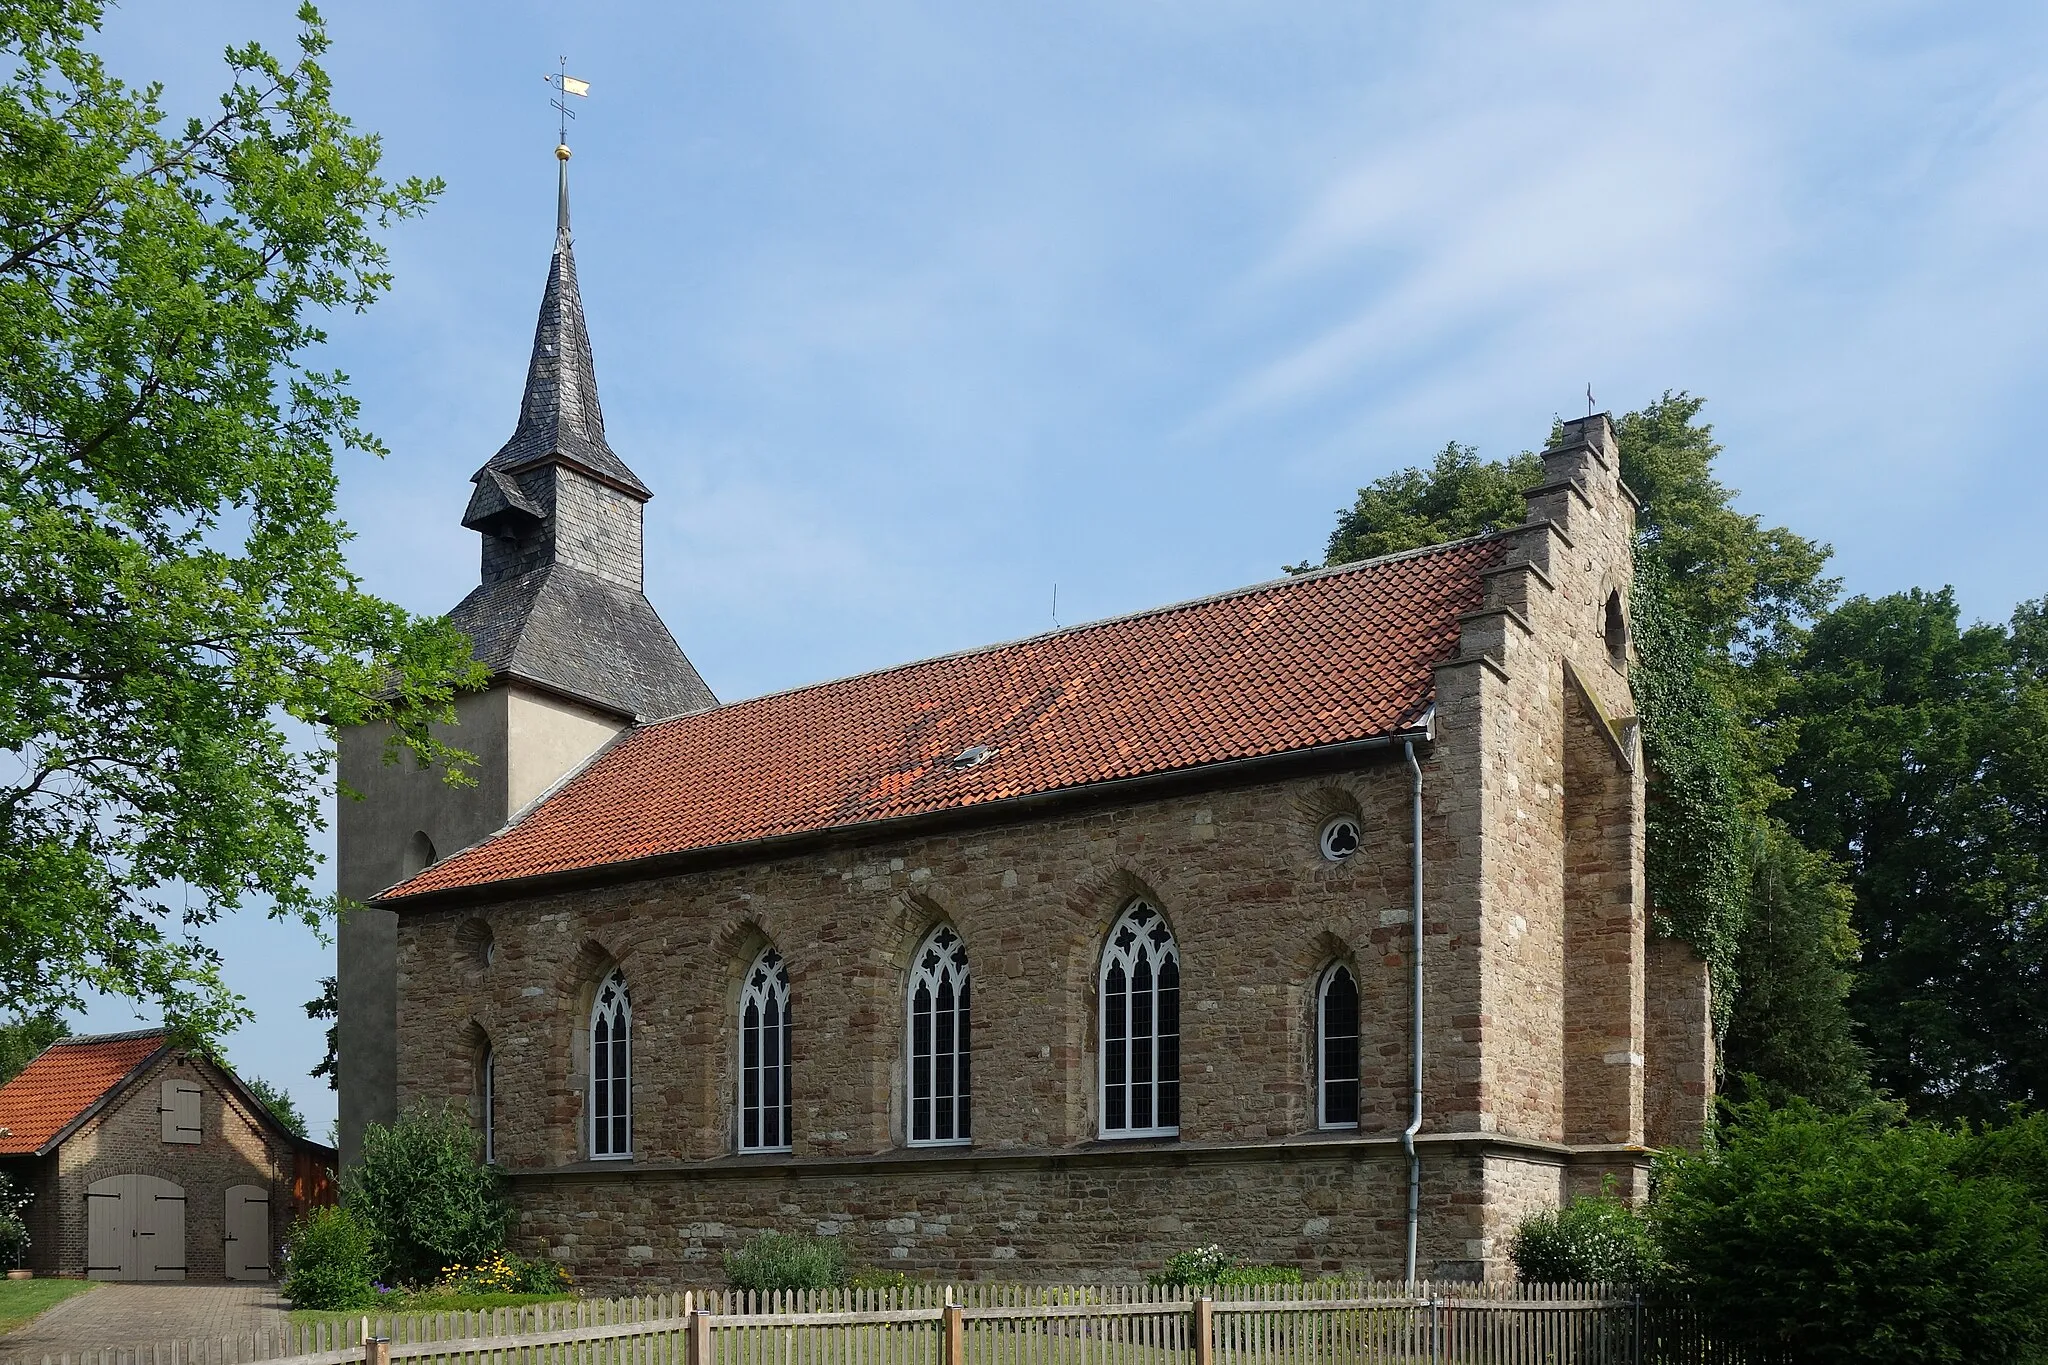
[384,535,1506,902]
[0,1030,165,1155]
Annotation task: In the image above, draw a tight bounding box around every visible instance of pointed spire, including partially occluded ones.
[473,146,650,500]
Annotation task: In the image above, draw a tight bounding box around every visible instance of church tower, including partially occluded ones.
[334,149,715,1166]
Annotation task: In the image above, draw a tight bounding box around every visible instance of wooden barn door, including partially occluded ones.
[223,1184,270,1280]
[85,1175,185,1280]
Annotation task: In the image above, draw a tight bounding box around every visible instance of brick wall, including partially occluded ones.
[51,1054,297,1280]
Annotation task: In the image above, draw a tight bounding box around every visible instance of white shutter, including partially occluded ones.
[160,1078,202,1144]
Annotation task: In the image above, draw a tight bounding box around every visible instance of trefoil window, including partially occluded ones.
[1318,963,1361,1129]
[589,968,630,1159]
[1099,899,1180,1139]
[738,947,793,1153]
[907,925,971,1146]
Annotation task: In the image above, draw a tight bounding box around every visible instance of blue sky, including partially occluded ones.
[64,0,2048,1134]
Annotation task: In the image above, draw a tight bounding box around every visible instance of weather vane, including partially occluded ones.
[544,57,590,156]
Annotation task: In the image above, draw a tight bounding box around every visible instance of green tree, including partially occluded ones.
[1293,441,1543,570]
[1776,590,2048,1120]
[241,1074,308,1138]
[0,2,483,1035]
[305,974,337,1089]
[1720,826,1871,1110]
[0,1011,67,1084]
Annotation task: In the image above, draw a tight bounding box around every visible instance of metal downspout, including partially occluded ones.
[1403,738,1425,1284]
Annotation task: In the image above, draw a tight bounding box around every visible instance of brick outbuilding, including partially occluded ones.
[0,1031,335,1281]
[336,154,1714,1290]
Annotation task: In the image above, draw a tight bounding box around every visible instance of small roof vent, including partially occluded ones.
[949,744,994,771]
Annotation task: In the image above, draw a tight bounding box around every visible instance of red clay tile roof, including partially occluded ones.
[0,1031,165,1154]
[385,536,1507,901]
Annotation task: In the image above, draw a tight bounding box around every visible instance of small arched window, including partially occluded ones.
[738,947,793,1153]
[402,831,437,876]
[1604,590,1628,666]
[1317,963,1361,1130]
[1099,899,1180,1139]
[588,967,630,1159]
[907,926,971,1146]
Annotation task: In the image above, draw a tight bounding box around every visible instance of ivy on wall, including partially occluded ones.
[1630,551,1747,1030]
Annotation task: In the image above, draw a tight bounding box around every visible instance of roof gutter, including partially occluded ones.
[380,722,1437,911]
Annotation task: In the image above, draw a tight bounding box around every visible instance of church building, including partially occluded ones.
[335,152,1714,1289]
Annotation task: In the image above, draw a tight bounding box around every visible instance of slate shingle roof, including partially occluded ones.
[384,536,1505,902]
[446,562,718,721]
[477,202,649,499]
[0,1030,165,1155]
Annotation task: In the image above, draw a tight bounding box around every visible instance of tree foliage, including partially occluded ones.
[1652,1099,2048,1364]
[1293,441,1543,570]
[1775,590,2048,1120]
[241,1073,308,1138]
[0,1010,67,1085]
[0,1,483,1034]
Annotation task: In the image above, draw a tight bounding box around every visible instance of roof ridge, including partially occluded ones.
[640,531,1509,727]
[51,1028,166,1046]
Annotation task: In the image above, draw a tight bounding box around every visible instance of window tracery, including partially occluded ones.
[738,947,793,1153]
[1099,899,1180,1138]
[907,925,971,1145]
[589,967,630,1159]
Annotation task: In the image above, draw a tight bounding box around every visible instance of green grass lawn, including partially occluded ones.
[0,1278,99,1336]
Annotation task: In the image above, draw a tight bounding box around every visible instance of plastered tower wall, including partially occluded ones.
[336,686,625,1167]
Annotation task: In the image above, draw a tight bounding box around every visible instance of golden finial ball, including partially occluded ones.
[556,144,572,161]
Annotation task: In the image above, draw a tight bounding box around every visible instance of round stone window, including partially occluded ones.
[1319,815,1361,861]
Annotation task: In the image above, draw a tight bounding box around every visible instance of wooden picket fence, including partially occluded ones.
[3,1281,1755,1365]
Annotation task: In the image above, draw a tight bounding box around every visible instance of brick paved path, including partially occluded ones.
[0,1284,291,1360]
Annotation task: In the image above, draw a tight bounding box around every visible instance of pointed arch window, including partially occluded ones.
[738,947,793,1153]
[479,1043,497,1164]
[1318,963,1361,1130]
[1099,899,1180,1138]
[907,926,971,1146]
[589,968,630,1159]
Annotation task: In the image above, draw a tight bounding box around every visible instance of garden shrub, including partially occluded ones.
[342,1103,511,1286]
[724,1232,848,1292]
[1653,1098,2048,1365]
[0,1172,29,1271]
[1510,1181,1659,1285]
[280,1206,379,1310]
[1147,1244,1301,1288]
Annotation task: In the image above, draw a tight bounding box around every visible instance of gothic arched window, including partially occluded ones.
[479,1042,496,1164]
[1099,899,1180,1138]
[589,967,630,1159]
[1318,963,1361,1130]
[738,947,793,1153]
[907,926,971,1146]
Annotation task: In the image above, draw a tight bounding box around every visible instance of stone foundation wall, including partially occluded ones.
[505,1140,1608,1291]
